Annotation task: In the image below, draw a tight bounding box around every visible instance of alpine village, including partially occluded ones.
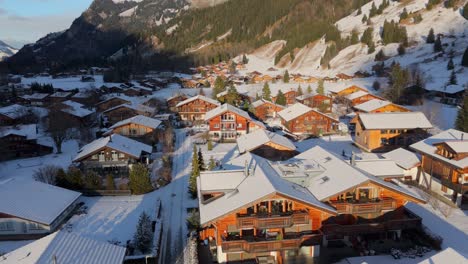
[0,0,467,264]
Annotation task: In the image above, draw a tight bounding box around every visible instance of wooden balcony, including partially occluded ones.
[221,231,322,253]
[440,178,468,193]
[321,208,422,236]
[330,198,396,214]
[236,211,309,229]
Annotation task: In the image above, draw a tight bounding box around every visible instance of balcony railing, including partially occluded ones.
[221,231,322,253]
[236,211,309,229]
[330,198,396,214]
[440,178,468,193]
[321,208,422,236]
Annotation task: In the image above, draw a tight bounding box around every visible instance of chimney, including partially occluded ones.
[109,135,112,142]
[350,152,356,166]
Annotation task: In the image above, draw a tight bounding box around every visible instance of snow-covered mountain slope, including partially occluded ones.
[0,40,18,61]
[244,0,468,90]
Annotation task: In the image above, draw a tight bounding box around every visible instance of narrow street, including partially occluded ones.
[159,129,195,264]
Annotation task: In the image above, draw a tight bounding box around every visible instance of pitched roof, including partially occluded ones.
[0,104,28,119]
[1,231,126,264]
[95,97,130,106]
[21,93,49,100]
[236,129,295,153]
[205,104,266,128]
[251,99,285,109]
[410,129,468,169]
[440,141,468,154]
[345,91,368,100]
[0,179,81,225]
[0,124,37,140]
[109,115,162,130]
[278,103,338,122]
[198,153,336,225]
[50,91,72,98]
[102,103,154,114]
[353,99,392,112]
[73,134,152,162]
[61,100,93,118]
[359,112,432,130]
[354,159,405,178]
[291,146,424,202]
[175,95,220,108]
[382,148,420,170]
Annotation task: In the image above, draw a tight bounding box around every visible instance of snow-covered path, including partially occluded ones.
[159,129,196,264]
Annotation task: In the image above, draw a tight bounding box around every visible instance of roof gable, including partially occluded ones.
[359,112,432,130]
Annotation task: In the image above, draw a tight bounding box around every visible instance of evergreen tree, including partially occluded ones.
[208,156,216,170]
[242,54,249,64]
[106,175,115,190]
[386,63,410,103]
[427,28,435,43]
[463,2,468,20]
[350,29,359,45]
[434,35,443,53]
[297,85,303,96]
[462,47,468,67]
[307,85,312,94]
[56,168,69,189]
[413,14,423,23]
[198,148,205,171]
[372,80,381,91]
[129,164,153,195]
[316,79,325,95]
[84,171,102,190]
[225,84,240,105]
[207,139,213,151]
[357,8,362,15]
[449,70,457,85]
[375,49,386,61]
[362,14,368,23]
[66,168,83,190]
[369,2,377,17]
[361,27,374,51]
[283,70,290,83]
[262,83,271,101]
[447,57,454,70]
[368,42,376,54]
[212,76,226,99]
[455,95,468,132]
[255,93,261,100]
[189,145,199,198]
[134,211,153,253]
[275,90,287,106]
[230,61,237,74]
[400,8,408,21]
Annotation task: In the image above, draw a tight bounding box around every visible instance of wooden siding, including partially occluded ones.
[176,98,218,123]
[253,102,284,121]
[281,111,337,135]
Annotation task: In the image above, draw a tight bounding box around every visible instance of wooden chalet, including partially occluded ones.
[166,93,189,112]
[236,129,297,161]
[57,100,95,127]
[411,129,468,209]
[329,85,367,98]
[123,87,152,97]
[0,124,53,161]
[272,90,297,106]
[355,112,432,152]
[103,115,162,144]
[217,90,252,105]
[18,93,50,107]
[70,91,99,106]
[278,103,339,136]
[251,99,285,122]
[102,104,154,126]
[0,104,30,125]
[73,134,152,177]
[198,147,425,263]
[176,95,220,126]
[349,99,411,128]
[296,93,332,113]
[95,97,131,113]
[345,91,383,107]
[205,104,265,142]
[49,91,73,104]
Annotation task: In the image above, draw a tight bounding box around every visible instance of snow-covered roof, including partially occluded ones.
[354,159,405,178]
[21,93,49,100]
[102,103,154,114]
[199,170,247,193]
[278,103,338,122]
[251,99,285,109]
[0,124,37,140]
[166,93,188,102]
[1,230,126,264]
[95,97,130,106]
[277,103,312,122]
[236,129,295,153]
[411,129,468,169]
[109,115,162,130]
[442,141,468,154]
[175,95,220,108]
[359,112,432,130]
[345,90,368,100]
[61,100,93,118]
[0,179,81,225]
[353,99,391,112]
[292,146,424,202]
[296,93,320,101]
[50,91,71,98]
[426,84,465,94]
[74,134,152,162]
[198,153,336,225]
[382,148,420,170]
[71,92,92,98]
[0,104,28,119]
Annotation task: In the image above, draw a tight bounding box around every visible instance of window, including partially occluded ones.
[0,222,14,231]
[237,123,242,128]
[119,153,125,158]
[28,222,43,230]
[91,154,98,160]
[381,130,387,134]
[214,124,219,128]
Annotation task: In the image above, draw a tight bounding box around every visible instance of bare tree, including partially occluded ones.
[33,165,61,185]
[47,106,75,153]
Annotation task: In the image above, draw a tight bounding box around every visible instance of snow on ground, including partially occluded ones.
[21,75,121,91]
[405,99,458,131]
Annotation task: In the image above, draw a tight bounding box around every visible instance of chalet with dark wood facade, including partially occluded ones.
[0,124,53,161]
[103,115,162,144]
[355,112,432,152]
[272,89,297,106]
[296,93,332,113]
[205,104,265,142]
[236,129,297,161]
[19,93,50,107]
[102,104,155,126]
[345,91,383,107]
[251,99,285,122]
[166,93,189,112]
[198,147,424,263]
[329,85,367,98]
[73,134,153,177]
[350,99,411,128]
[49,91,73,104]
[176,95,220,126]
[0,104,30,126]
[278,103,338,136]
[411,129,468,209]
[95,97,131,113]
